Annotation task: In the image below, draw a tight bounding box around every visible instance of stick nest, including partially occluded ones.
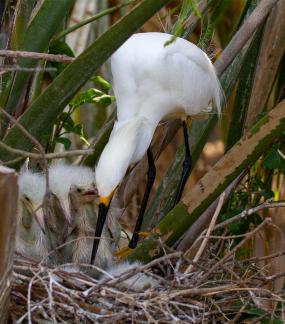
[10,237,285,323]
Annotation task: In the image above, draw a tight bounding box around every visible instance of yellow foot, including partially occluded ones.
[137,231,151,238]
[115,246,132,260]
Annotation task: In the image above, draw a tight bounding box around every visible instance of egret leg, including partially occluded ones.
[173,120,192,206]
[128,148,156,249]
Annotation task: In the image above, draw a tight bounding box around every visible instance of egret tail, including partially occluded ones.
[129,148,156,249]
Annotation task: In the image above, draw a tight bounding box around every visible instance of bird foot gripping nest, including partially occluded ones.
[115,231,152,260]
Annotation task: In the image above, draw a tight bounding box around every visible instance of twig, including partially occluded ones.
[0,107,49,192]
[0,141,94,160]
[213,200,285,232]
[0,50,74,63]
[196,218,271,285]
[185,192,226,273]
[52,0,136,42]
[177,172,246,251]
[0,65,57,72]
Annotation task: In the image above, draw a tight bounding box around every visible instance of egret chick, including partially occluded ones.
[92,32,223,263]
[101,261,158,291]
[68,168,115,269]
[17,170,49,262]
[48,163,119,268]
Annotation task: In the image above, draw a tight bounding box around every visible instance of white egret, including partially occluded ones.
[91,32,223,263]
[17,170,49,262]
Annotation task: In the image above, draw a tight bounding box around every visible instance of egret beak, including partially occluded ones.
[34,207,46,234]
[61,199,73,226]
[90,194,112,264]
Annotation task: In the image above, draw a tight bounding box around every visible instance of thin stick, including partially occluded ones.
[0,50,74,63]
[0,141,93,160]
[213,200,285,232]
[196,218,271,285]
[0,107,49,192]
[185,192,226,273]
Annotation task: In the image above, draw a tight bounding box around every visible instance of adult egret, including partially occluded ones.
[92,32,223,263]
[17,170,49,262]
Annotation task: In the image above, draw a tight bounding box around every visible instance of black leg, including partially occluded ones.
[129,148,156,249]
[173,120,192,206]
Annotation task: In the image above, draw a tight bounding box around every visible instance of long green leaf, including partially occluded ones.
[130,100,285,263]
[3,0,75,116]
[0,0,171,168]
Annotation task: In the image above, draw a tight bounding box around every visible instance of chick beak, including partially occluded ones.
[34,207,46,234]
[90,195,112,264]
[61,199,73,226]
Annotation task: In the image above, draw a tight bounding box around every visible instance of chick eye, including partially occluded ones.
[24,196,31,202]
[76,188,82,193]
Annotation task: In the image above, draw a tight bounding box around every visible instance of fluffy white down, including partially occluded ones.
[102,261,158,291]
[18,170,46,205]
[49,163,95,199]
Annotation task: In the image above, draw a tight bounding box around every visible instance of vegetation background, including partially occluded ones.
[0,0,284,322]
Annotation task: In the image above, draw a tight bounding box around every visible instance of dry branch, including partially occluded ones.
[0,50,74,63]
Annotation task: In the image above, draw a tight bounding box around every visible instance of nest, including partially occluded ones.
[10,231,285,323]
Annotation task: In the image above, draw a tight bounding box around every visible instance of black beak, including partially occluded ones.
[90,202,110,264]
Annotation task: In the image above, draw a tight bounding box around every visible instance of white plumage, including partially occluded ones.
[102,261,158,291]
[17,170,48,261]
[95,32,223,199]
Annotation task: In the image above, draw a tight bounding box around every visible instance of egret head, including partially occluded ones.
[18,170,46,232]
[69,166,98,213]
[49,163,96,224]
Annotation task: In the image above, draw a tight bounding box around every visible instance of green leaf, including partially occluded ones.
[263,146,285,170]
[225,26,264,151]
[188,0,201,18]
[1,0,171,167]
[2,0,75,116]
[91,75,111,92]
[70,88,115,109]
[47,40,75,78]
[59,112,74,132]
[56,137,71,150]
[1,0,172,168]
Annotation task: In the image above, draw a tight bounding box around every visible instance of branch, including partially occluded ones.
[212,200,285,232]
[129,100,285,263]
[0,50,74,63]
[0,141,94,160]
[176,172,246,251]
[185,192,226,273]
[0,107,49,192]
